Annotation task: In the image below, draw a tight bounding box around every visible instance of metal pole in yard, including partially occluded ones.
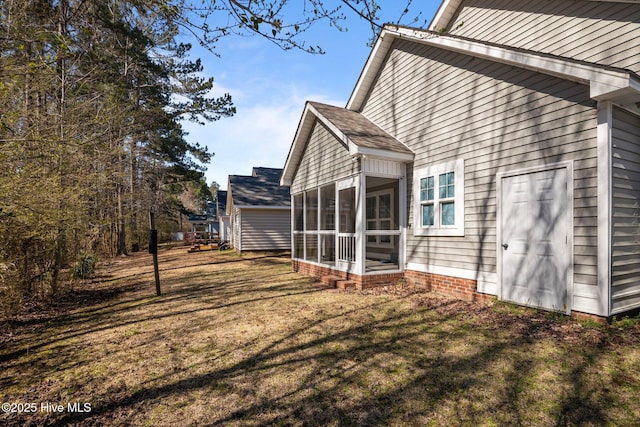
[149,210,161,296]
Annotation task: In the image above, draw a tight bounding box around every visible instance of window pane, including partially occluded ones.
[439,173,447,198]
[339,187,356,233]
[447,172,455,197]
[420,177,434,201]
[367,220,377,230]
[380,220,391,230]
[439,172,455,199]
[422,204,434,226]
[442,202,455,225]
[320,185,335,230]
[293,194,304,231]
[379,194,391,218]
[366,196,376,220]
[305,189,318,230]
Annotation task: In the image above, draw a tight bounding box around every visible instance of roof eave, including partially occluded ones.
[428,0,463,32]
[349,26,640,112]
[348,143,414,162]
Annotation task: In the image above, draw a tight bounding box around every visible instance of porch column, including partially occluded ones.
[355,173,366,276]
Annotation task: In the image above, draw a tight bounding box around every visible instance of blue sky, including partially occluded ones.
[182,1,441,189]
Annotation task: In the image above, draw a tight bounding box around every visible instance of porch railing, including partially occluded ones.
[338,233,356,262]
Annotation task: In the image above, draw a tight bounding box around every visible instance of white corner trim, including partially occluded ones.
[597,101,613,317]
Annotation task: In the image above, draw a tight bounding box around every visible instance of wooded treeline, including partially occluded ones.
[0,0,234,312]
[0,0,420,313]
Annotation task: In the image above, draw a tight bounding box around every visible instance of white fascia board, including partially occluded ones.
[350,26,640,112]
[281,104,316,186]
[428,0,463,32]
[308,103,350,147]
[308,105,413,162]
[392,27,640,102]
[310,103,413,161]
[347,32,395,111]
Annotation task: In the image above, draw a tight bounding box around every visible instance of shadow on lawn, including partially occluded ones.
[55,304,614,425]
[1,251,626,426]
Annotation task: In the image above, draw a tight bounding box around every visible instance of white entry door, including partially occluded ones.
[500,167,571,312]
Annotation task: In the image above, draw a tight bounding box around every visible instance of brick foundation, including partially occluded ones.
[403,269,494,303]
[292,259,489,297]
[292,259,403,290]
[292,260,614,321]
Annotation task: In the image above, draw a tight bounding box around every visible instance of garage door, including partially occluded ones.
[500,167,570,312]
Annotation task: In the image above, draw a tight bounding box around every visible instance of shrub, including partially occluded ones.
[72,253,98,279]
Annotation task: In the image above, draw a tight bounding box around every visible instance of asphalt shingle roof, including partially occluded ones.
[229,168,290,207]
[308,101,413,155]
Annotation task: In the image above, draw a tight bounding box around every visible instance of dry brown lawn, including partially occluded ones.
[1,246,639,426]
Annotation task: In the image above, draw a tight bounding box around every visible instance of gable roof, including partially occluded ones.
[347,25,640,112]
[229,168,290,208]
[280,101,414,186]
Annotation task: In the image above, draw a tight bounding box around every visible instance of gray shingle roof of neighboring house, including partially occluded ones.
[217,190,227,214]
[308,101,413,155]
[229,167,290,207]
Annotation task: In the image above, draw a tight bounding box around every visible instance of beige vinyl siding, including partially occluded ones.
[291,121,357,194]
[362,39,598,286]
[238,208,291,251]
[611,107,640,313]
[447,0,640,74]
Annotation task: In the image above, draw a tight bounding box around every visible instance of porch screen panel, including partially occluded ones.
[339,187,356,233]
[293,194,304,232]
[320,185,336,230]
[293,233,304,259]
[305,234,318,262]
[320,234,335,264]
[305,189,318,231]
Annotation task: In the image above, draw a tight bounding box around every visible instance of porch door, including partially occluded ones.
[500,168,570,312]
[336,184,357,270]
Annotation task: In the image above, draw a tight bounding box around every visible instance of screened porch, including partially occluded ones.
[291,171,404,275]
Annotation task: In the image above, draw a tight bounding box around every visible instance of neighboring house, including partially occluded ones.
[227,167,291,252]
[187,214,213,234]
[217,190,231,242]
[187,194,226,236]
[281,0,640,320]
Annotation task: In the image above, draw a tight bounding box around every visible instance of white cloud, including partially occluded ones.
[184,84,345,188]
